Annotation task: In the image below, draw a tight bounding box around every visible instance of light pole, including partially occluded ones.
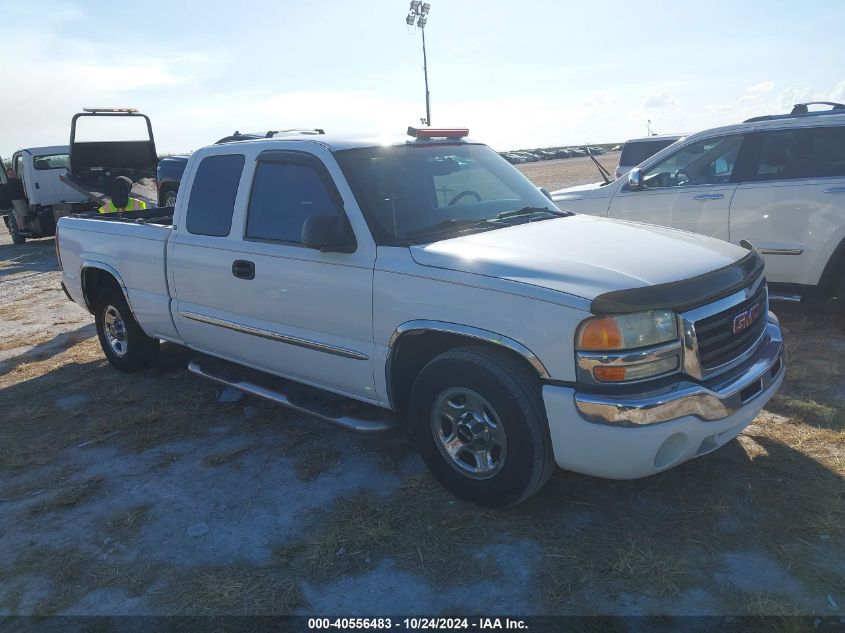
[406,1,431,126]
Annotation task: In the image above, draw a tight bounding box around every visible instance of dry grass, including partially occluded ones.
[274,476,503,586]
[0,545,159,616]
[294,447,340,481]
[102,504,152,542]
[0,340,246,476]
[204,443,257,467]
[27,475,104,516]
[161,566,304,615]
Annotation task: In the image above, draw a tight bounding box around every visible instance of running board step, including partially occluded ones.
[187,359,398,433]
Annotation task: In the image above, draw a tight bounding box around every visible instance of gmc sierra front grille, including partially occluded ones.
[694,284,768,372]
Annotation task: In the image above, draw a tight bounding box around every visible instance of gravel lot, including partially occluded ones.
[0,159,843,617]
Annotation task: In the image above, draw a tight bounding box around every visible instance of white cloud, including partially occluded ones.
[830,80,845,102]
[737,94,762,104]
[643,92,678,108]
[746,81,774,93]
[584,92,617,108]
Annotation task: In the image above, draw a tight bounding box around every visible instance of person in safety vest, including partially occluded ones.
[98,176,147,213]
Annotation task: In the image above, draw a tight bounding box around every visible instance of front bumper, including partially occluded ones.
[543,314,784,479]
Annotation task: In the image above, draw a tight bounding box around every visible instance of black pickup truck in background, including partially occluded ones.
[155,129,325,207]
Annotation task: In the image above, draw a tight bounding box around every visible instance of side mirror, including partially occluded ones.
[713,158,729,175]
[627,167,644,190]
[540,187,553,201]
[301,214,355,253]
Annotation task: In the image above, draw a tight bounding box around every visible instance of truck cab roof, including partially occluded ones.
[210,132,474,153]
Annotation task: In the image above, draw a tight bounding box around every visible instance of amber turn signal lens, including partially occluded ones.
[578,317,623,350]
[593,366,627,381]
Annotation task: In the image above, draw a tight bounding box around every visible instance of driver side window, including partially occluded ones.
[642,134,744,189]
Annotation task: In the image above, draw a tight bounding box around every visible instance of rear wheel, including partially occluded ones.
[7,213,25,244]
[94,288,159,372]
[409,346,554,506]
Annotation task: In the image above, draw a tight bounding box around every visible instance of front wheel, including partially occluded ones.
[94,288,159,372]
[160,188,178,208]
[409,346,554,506]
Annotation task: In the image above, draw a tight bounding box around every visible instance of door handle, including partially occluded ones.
[232,260,255,280]
[823,186,845,194]
[692,193,724,201]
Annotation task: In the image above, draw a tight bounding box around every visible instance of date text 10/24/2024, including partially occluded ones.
[307,618,528,630]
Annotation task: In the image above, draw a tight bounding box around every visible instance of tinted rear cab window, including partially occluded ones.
[185,154,245,236]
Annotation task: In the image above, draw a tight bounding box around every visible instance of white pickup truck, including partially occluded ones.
[56,127,785,506]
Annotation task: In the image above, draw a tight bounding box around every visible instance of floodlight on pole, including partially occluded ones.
[405,1,432,126]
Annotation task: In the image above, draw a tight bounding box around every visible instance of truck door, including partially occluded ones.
[170,146,377,403]
[729,126,845,286]
[27,150,89,206]
[607,133,746,241]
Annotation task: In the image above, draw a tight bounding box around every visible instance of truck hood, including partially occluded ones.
[409,215,748,301]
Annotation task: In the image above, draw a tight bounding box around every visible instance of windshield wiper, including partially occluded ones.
[402,217,499,240]
[398,207,570,244]
[495,206,570,221]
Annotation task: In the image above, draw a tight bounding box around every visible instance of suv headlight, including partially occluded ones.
[575,310,680,383]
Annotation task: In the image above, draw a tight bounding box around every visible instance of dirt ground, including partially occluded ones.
[516,153,620,190]
[0,159,843,617]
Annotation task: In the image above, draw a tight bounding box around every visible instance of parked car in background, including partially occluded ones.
[552,102,845,307]
[57,126,783,506]
[614,134,684,179]
[156,129,325,207]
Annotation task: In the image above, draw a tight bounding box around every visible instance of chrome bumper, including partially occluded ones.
[574,314,784,426]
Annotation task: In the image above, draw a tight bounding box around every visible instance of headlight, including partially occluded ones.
[576,310,677,351]
[575,310,680,383]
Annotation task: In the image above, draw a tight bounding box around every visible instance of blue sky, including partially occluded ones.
[1,0,844,156]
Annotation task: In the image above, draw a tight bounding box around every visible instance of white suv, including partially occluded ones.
[553,102,845,306]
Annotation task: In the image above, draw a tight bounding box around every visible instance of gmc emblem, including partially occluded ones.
[732,302,762,334]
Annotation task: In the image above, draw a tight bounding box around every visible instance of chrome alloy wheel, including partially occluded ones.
[431,387,507,479]
[103,305,128,358]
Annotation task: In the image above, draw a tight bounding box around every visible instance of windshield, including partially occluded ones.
[619,139,677,166]
[334,143,561,244]
[33,154,69,170]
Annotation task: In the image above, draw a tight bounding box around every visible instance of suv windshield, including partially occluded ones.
[334,143,563,244]
[619,139,677,166]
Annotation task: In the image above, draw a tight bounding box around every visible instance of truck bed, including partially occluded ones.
[57,211,181,343]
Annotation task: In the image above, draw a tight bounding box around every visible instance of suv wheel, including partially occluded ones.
[409,346,554,506]
[94,288,159,372]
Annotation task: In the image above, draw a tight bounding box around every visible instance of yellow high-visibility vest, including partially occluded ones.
[98,198,147,214]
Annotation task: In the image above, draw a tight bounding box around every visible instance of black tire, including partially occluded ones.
[409,345,554,507]
[7,213,25,245]
[160,187,178,208]
[94,288,159,372]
